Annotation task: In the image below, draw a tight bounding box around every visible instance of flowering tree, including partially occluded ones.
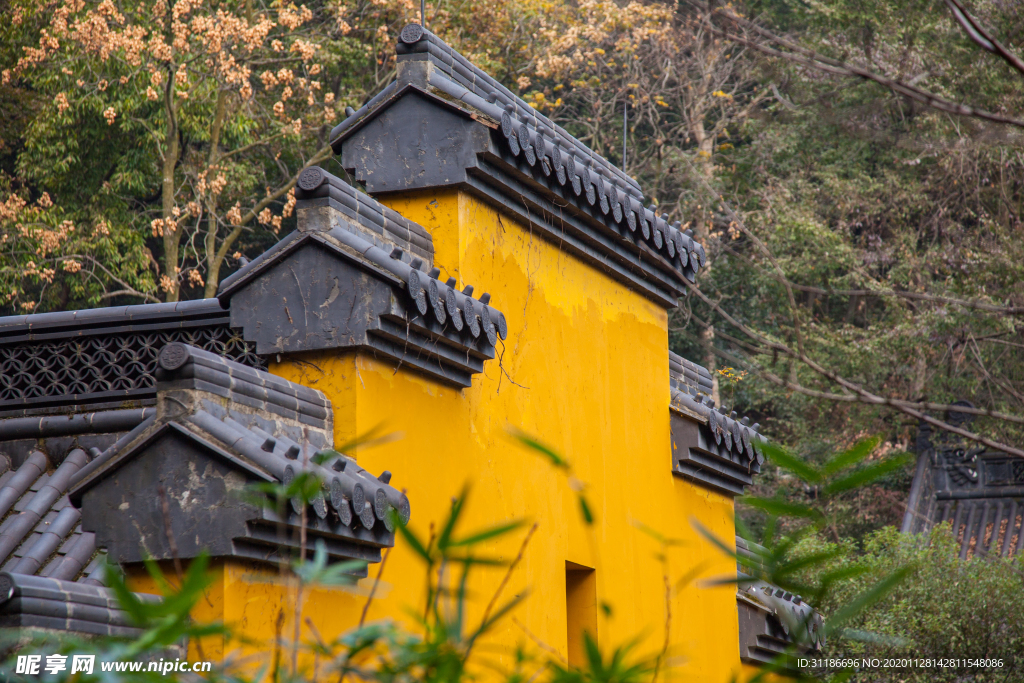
[3,0,349,306]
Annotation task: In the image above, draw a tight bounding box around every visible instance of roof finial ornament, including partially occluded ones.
[420,0,425,27]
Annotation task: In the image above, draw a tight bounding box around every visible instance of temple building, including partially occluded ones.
[902,403,1024,558]
[0,25,820,679]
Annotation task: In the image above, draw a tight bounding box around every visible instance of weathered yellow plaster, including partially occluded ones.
[160,189,744,682]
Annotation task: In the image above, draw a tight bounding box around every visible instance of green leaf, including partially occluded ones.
[761,441,821,483]
[740,495,823,521]
[437,486,469,551]
[578,494,594,525]
[690,517,739,561]
[822,453,913,497]
[449,520,525,547]
[821,435,881,476]
[333,422,403,455]
[772,549,842,577]
[511,429,569,469]
[394,516,432,563]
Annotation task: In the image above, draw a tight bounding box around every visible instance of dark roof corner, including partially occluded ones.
[216,179,510,388]
[735,537,825,669]
[328,24,705,309]
[69,343,410,571]
[668,354,765,496]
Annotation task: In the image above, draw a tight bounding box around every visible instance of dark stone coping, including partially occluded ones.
[329,24,706,306]
[736,571,824,668]
[337,25,641,198]
[669,351,714,396]
[0,299,229,345]
[0,409,154,441]
[155,344,329,415]
[219,195,507,338]
[672,389,764,463]
[0,572,156,637]
[219,189,508,387]
[218,172,433,299]
[70,349,410,544]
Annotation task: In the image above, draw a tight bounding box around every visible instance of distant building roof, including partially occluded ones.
[902,407,1024,558]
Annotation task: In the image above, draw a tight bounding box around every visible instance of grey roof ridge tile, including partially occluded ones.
[327,25,705,287]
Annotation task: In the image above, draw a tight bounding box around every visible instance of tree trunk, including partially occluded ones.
[202,92,229,299]
[161,72,180,302]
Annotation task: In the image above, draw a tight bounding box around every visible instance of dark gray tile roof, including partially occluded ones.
[0,443,156,637]
[329,24,704,308]
[902,418,1024,558]
[0,299,228,343]
[69,343,409,567]
[219,176,509,387]
[735,537,824,667]
[669,351,714,396]
[0,572,158,637]
[0,448,99,584]
[669,362,765,496]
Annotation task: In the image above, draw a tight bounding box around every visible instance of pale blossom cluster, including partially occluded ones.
[151,217,173,237]
[22,261,57,284]
[533,0,672,81]
[225,203,242,225]
[278,5,313,30]
[7,0,341,302]
[0,194,28,222]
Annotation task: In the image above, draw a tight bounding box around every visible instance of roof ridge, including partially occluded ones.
[328,24,706,306]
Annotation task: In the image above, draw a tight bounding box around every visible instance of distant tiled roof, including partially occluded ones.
[902,418,1024,558]
[329,24,704,307]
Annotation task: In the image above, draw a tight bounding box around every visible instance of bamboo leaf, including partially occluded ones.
[761,441,822,483]
[449,520,524,547]
[821,436,881,476]
[822,453,913,497]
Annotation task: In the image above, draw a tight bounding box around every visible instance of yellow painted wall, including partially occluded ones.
[149,189,745,681]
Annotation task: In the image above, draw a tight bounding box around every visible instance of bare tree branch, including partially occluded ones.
[682,278,1024,458]
[710,11,1024,129]
[944,0,1024,78]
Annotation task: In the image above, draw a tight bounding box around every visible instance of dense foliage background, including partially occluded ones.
[2,0,1023,676]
